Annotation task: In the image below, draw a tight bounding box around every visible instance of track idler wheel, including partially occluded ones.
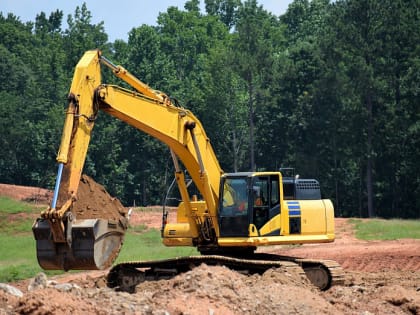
[297,259,345,290]
[302,265,331,290]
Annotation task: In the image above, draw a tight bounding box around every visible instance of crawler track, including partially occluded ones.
[107,254,345,292]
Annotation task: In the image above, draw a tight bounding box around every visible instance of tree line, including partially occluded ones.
[0,0,419,218]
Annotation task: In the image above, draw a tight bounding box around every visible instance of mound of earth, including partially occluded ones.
[71,174,127,221]
[2,262,419,315]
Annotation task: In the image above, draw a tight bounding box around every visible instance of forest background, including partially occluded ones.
[0,0,419,218]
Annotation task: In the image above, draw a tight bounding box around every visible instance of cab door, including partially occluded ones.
[218,177,250,237]
[251,174,281,235]
[252,176,270,229]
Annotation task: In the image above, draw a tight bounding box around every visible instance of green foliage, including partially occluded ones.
[205,0,241,28]
[63,3,110,69]
[350,218,420,240]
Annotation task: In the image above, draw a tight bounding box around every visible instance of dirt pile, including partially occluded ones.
[2,264,419,315]
[322,273,420,314]
[71,174,127,221]
[68,175,128,269]
[130,264,337,315]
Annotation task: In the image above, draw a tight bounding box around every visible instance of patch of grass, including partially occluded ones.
[0,228,197,282]
[0,196,40,234]
[0,264,47,283]
[0,234,63,282]
[0,196,37,214]
[1,218,35,235]
[116,228,198,263]
[349,218,420,240]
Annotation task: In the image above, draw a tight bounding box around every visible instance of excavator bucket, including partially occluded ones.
[32,217,126,270]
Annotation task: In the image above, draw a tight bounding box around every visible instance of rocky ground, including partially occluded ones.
[0,184,419,315]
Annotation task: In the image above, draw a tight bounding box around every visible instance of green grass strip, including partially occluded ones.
[0,227,197,282]
[116,228,198,262]
[349,218,420,240]
[0,196,39,214]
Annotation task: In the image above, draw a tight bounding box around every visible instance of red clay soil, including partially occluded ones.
[272,218,420,272]
[0,184,52,204]
[0,183,419,314]
[71,174,127,221]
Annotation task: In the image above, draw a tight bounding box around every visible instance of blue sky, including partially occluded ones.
[1,0,293,41]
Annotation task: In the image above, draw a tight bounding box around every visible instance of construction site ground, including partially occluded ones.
[0,183,419,315]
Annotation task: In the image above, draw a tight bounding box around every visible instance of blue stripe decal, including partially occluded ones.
[287,201,301,216]
[289,210,301,216]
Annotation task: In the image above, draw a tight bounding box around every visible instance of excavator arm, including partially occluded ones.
[33,50,223,270]
[42,51,100,224]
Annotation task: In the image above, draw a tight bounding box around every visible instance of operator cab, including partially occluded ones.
[218,170,323,238]
[218,172,281,237]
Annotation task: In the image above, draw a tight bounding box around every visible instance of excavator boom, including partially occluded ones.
[33,50,223,270]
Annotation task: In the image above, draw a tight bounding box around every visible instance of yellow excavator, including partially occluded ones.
[32,50,344,291]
